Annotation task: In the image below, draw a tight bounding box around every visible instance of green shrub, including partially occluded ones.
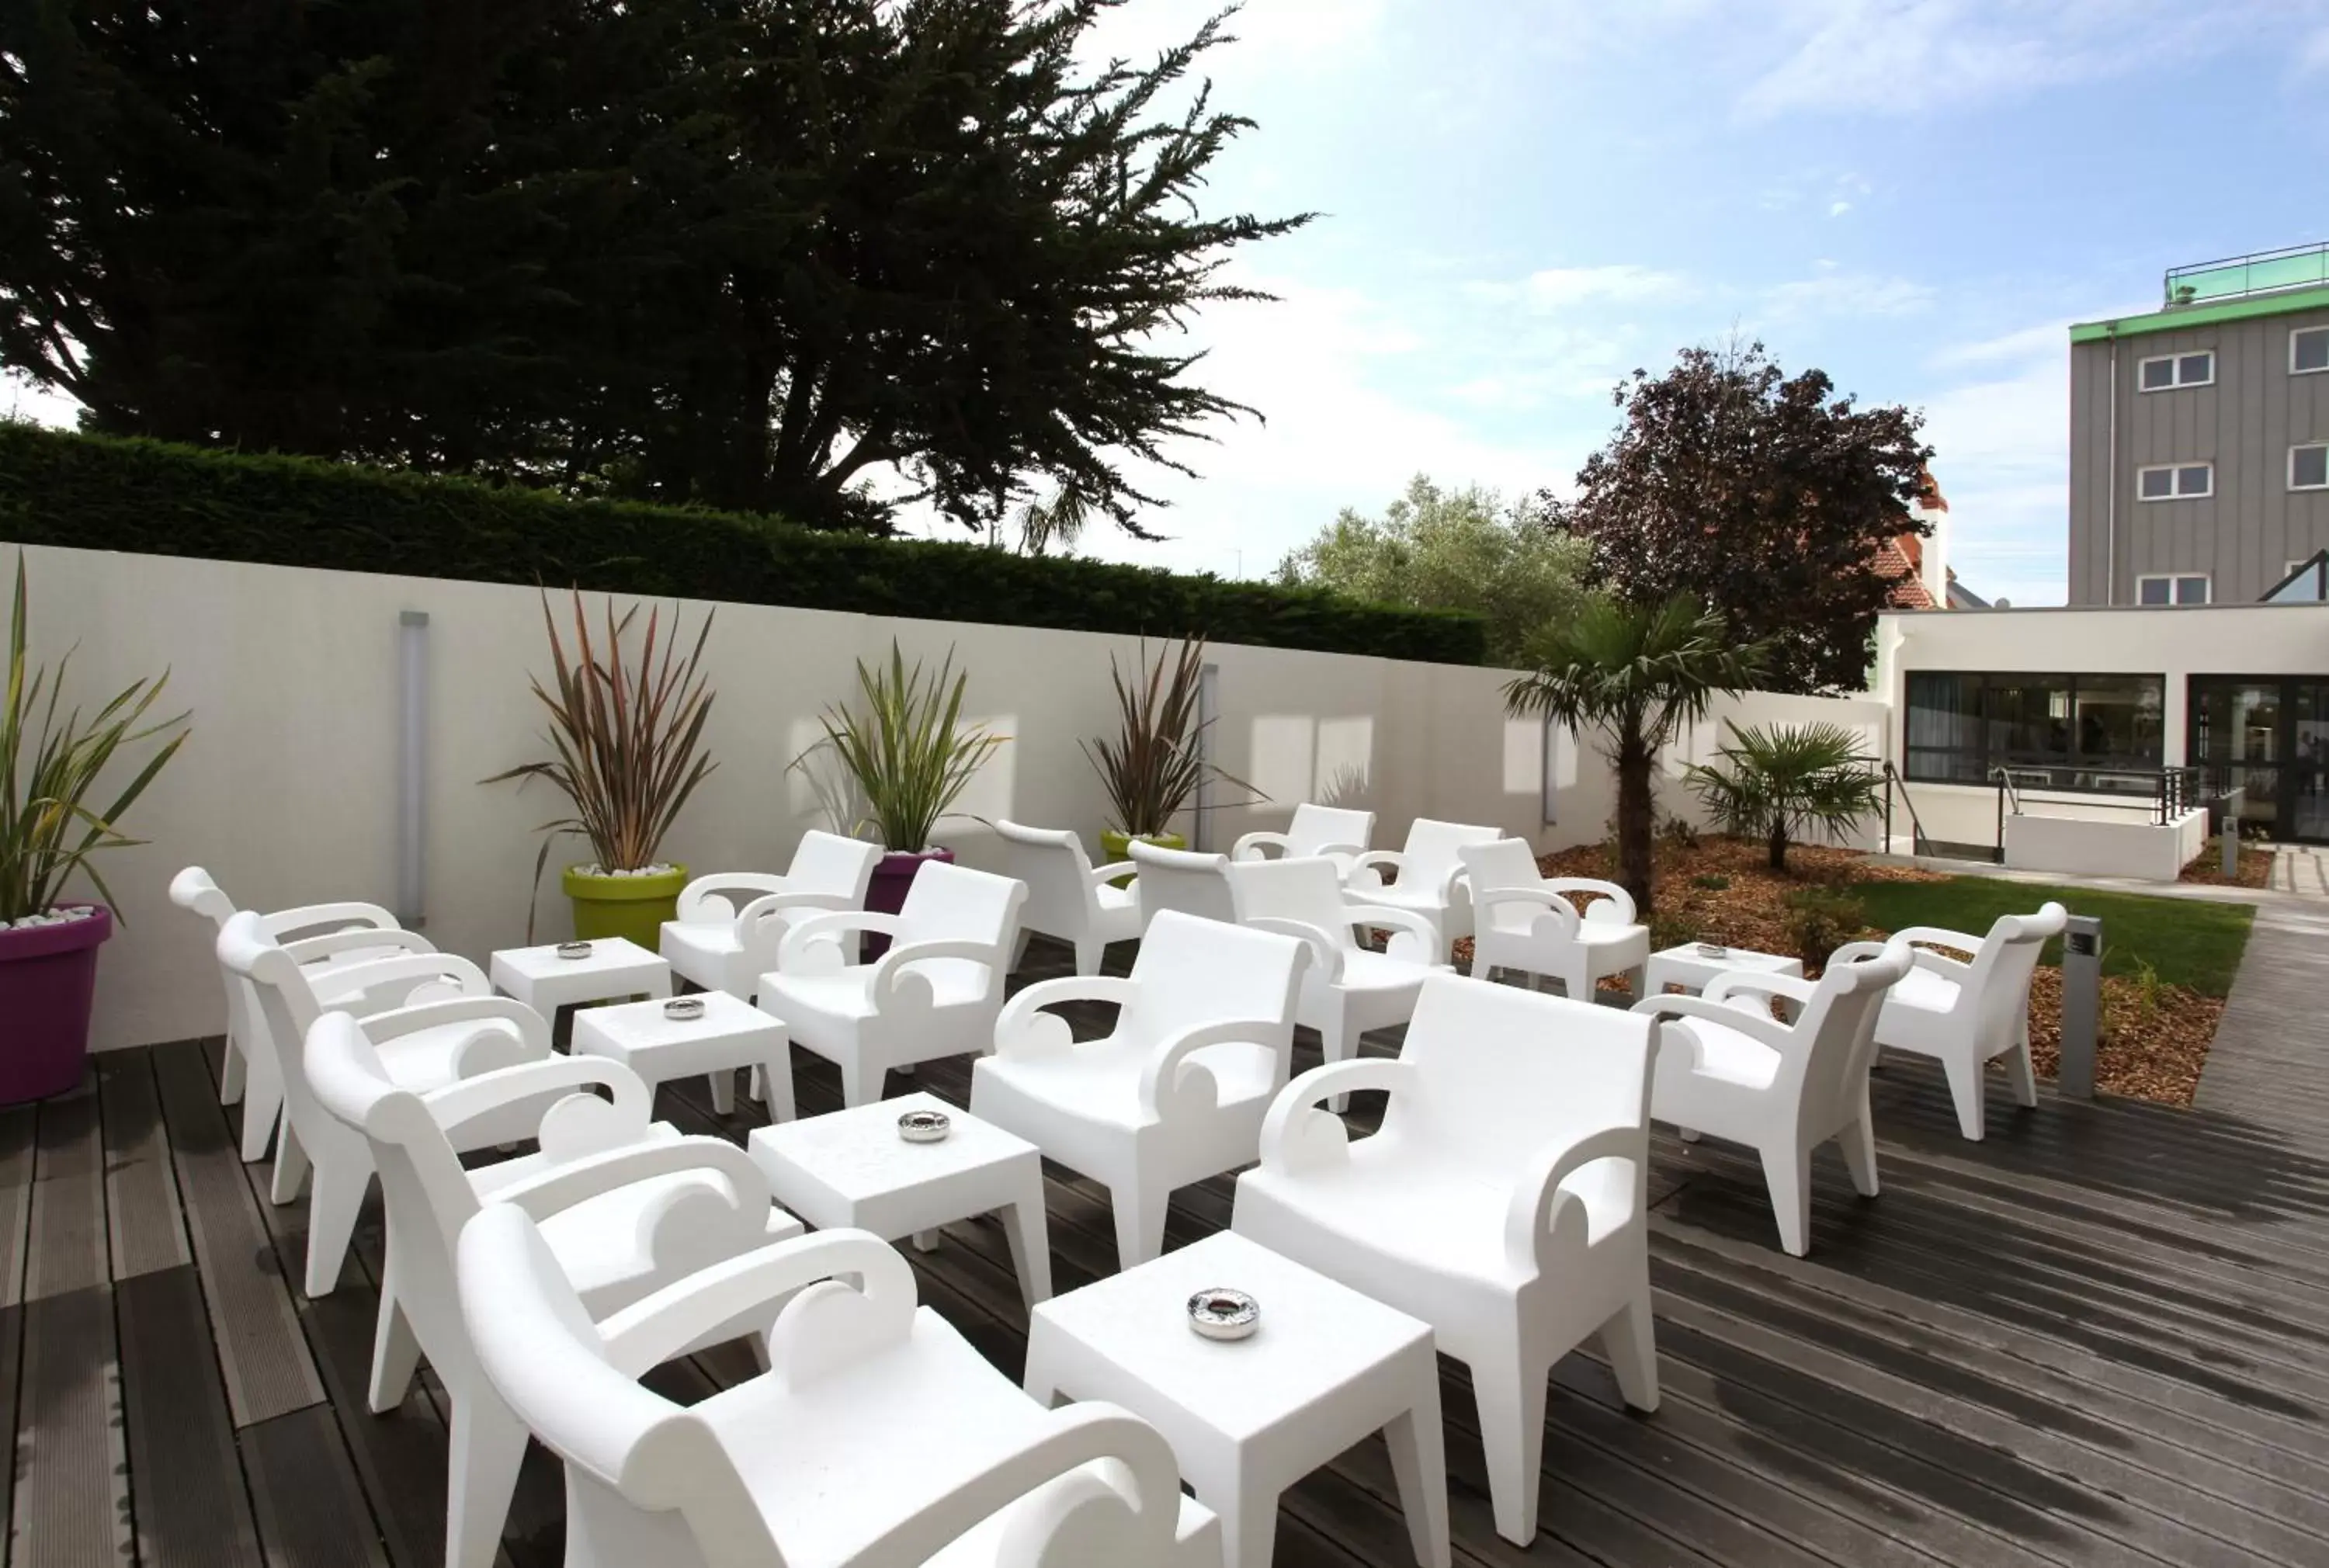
[0,426,1486,664]
[1782,885,1867,969]
[1689,872,1731,891]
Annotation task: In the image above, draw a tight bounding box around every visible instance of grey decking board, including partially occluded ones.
[116,1265,265,1566]
[151,1040,323,1426]
[99,1052,192,1279]
[7,1284,130,1568]
[23,1077,105,1302]
[0,1106,37,1309]
[241,1405,391,1568]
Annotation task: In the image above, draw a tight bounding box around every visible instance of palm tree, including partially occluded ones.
[1504,593,1765,914]
[1015,486,1091,557]
[1684,720,1883,872]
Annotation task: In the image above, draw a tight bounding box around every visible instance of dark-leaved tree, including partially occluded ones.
[1553,340,1934,694]
[0,0,1307,533]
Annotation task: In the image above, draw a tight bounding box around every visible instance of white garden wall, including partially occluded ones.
[2001,807,2209,882]
[22,546,1619,1051]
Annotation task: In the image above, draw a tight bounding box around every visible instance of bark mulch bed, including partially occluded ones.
[2178,838,2274,890]
[1451,833,2224,1108]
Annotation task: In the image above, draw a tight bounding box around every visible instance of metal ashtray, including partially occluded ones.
[662,997,706,1022]
[897,1109,953,1143]
[1694,942,1727,958]
[555,941,594,960]
[1187,1289,1260,1341]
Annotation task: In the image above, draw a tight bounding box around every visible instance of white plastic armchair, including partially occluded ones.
[1831,902,2067,1140]
[758,860,1028,1107]
[1224,855,1446,1112]
[1460,838,1650,1000]
[1342,818,1502,958]
[1632,941,1912,1255]
[1128,839,1238,930]
[995,820,1141,977]
[972,910,1308,1269]
[169,866,419,1161]
[457,1205,1222,1568]
[306,1011,800,1568]
[1233,973,1658,1547]
[659,832,883,1003]
[218,911,552,1297]
[1231,804,1376,876]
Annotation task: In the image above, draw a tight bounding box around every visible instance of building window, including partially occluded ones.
[2136,574,2210,605]
[2136,462,2213,501]
[2296,327,2329,375]
[1904,672,2164,793]
[2140,351,2215,390]
[2293,444,2329,491]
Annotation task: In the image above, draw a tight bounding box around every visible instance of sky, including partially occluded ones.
[12,0,2329,607]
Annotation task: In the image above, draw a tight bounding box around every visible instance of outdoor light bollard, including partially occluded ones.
[2057,914,2102,1100]
[2223,789,2246,879]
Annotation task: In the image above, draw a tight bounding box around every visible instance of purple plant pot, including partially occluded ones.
[863,848,953,959]
[0,904,112,1105]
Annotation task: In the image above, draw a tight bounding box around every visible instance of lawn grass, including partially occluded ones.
[1849,876,2256,997]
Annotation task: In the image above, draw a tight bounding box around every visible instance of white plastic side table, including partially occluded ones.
[745,1091,1052,1307]
[489,938,672,1024]
[1643,943,1803,997]
[571,990,796,1121]
[1024,1230,1449,1568]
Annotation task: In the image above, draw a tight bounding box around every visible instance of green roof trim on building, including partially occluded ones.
[2070,283,2329,342]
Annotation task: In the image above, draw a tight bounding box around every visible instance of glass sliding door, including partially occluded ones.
[2189,678,2289,838]
[2292,683,2329,842]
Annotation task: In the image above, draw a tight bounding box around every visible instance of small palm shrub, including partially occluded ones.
[1685,720,1883,872]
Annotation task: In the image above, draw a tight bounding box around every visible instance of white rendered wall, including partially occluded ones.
[2001,808,2209,881]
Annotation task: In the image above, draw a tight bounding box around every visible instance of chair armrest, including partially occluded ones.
[1232,831,1293,862]
[485,1134,776,1231]
[1085,860,1138,886]
[1137,1017,1286,1122]
[356,996,554,1076]
[1343,850,1407,890]
[1632,992,1796,1054]
[1544,878,1637,925]
[1702,970,1819,1008]
[418,1053,654,1144]
[281,927,437,966]
[776,910,904,974]
[1505,1124,1643,1270]
[1886,925,1986,956]
[313,950,492,1004]
[1256,1058,1418,1177]
[261,901,399,940]
[1340,903,1445,964]
[994,977,1140,1060]
[734,889,856,927]
[595,1229,915,1380]
[1243,917,1345,983]
[869,938,1001,1006]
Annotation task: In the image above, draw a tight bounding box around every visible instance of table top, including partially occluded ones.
[571,989,777,1049]
[490,936,667,983]
[1031,1231,1430,1442]
[748,1092,1036,1202]
[1647,943,1803,974]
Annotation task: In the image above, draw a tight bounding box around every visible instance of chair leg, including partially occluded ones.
[999,1196,1053,1306]
[1110,1178,1171,1274]
[1598,1292,1661,1412]
[1320,1014,1355,1114]
[1837,1110,1880,1199]
[2004,1024,2039,1108]
[838,1056,886,1109]
[1074,937,1103,978]
[368,1264,424,1413]
[755,1049,797,1122]
[1010,928,1033,972]
[1469,1346,1550,1546]
[1759,1143,1813,1258]
[269,1120,311,1205]
[239,1062,283,1164]
[446,1388,529,1568]
[1942,1054,1988,1141]
[220,1036,246,1106]
[304,1160,367,1299]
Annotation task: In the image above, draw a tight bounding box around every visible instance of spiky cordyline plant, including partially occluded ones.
[2,555,189,924]
[1082,637,1262,840]
[484,588,718,900]
[799,641,1005,852]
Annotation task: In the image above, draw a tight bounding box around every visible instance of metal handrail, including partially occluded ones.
[2165,241,2329,305]
[1880,762,1932,858]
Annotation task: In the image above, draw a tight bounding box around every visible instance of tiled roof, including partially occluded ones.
[1875,539,1938,609]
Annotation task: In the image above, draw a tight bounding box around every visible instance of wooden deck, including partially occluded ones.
[9,934,2329,1568]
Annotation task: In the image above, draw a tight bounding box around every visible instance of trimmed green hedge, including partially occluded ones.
[0,426,1486,664]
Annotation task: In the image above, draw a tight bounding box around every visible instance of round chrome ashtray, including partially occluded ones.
[555,941,593,960]
[897,1109,953,1143]
[662,997,706,1021]
[1694,942,1727,958]
[1187,1289,1260,1341]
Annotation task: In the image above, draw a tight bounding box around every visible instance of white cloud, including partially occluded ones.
[1828,200,1852,218]
[1471,264,1692,313]
[1764,266,1934,318]
[2303,26,2329,71]
[1929,321,2071,369]
[1915,328,2070,605]
[2,373,79,431]
[1082,0,1388,78]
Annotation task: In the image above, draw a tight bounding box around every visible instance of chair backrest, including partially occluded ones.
[1390,974,1652,1192]
[1964,902,2069,1042]
[1284,804,1376,859]
[675,872,793,925]
[1400,818,1503,897]
[786,830,883,904]
[1121,910,1307,1059]
[169,866,238,928]
[1223,855,1353,952]
[994,821,1099,938]
[1454,838,1568,937]
[457,1205,1195,1568]
[1129,841,1237,928]
[1772,941,1911,1128]
[895,860,1027,952]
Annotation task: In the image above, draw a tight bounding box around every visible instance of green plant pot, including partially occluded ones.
[1100,829,1185,887]
[562,864,689,949]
